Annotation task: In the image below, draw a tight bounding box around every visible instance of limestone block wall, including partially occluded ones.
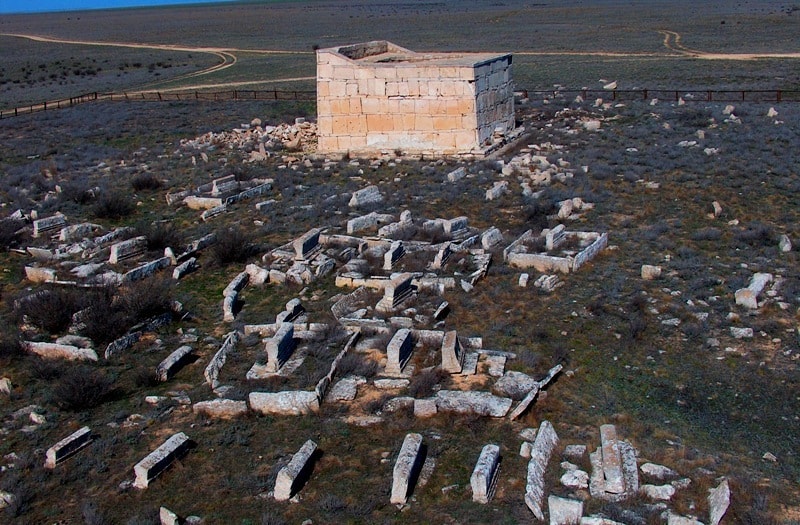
[316,41,514,156]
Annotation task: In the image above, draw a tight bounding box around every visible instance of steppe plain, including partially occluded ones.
[0,0,799,524]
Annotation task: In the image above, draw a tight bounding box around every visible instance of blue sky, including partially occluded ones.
[0,0,235,15]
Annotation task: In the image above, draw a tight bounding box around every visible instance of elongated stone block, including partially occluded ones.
[33,213,66,237]
[204,331,239,388]
[26,341,98,361]
[385,328,413,375]
[249,391,320,415]
[265,322,295,373]
[293,228,322,260]
[471,444,500,503]
[600,424,624,494]
[133,432,191,489]
[274,439,318,501]
[45,426,91,468]
[391,433,424,505]
[708,478,730,525]
[525,420,559,520]
[156,345,194,382]
[441,330,464,373]
[109,236,147,264]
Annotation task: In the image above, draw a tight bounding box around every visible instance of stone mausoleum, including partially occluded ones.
[316,41,515,157]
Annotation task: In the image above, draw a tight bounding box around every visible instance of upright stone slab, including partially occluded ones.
[265,322,296,373]
[204,331,239,388]
[109,236,147,264]
[156,345,194,382]
[599,424,624,494]
[133,432,191,489]
[708,478,730,525]
[432,242,453,270]
[274,439,318,501]
[390,433,424,505]
[383,241,406,270]
[377,272,415,312]
[441,330,464,373]
[546,225,567,251]
[293,228,322,260]
[44,426,92,468]
[471,444,500,504]
[385,328,413,375]
[525,420,559,520]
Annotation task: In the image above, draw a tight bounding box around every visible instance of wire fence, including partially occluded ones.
[2,87,799,120]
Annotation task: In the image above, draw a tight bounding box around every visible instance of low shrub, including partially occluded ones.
[12,288,84,334]
[735,221,775,247]
[130,172,162,191]
[52,365,114,411]
[0,218,23,250]
[92,191,135,220]
[336,352,378,378]
[211,226,255,266]
[408,368,446,398]
[135,221,183,251]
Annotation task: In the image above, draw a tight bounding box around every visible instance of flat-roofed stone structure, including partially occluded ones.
[317,41,514,156]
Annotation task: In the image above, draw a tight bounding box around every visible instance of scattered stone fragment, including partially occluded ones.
[328,376,366,402]
[641,265,662,280]
[485,181,509,201]
[730,327,753,339]
[779,234,792,252]
[561,469,589,490]
[708,478,730,525]
[349,185,383,207]
[159,507,180,525]
[493,370,537,398]
[563,444,587,459]
[640,462,677,480]
[640,483,675,500]
[734,272,772,310]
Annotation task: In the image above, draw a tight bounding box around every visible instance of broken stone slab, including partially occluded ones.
[641,483,675,500]
[159,506,180,525]
[435,390,512,418]
[204,331,239,389]
[779,234,792,252]
[447,166,467,182]
[133,432,191,489]
[493,370,537,398]
[383,240,406,271]
[708,478,730,525]
[24,266,57,283]
[328,376,366,402]
[390,433,424,505]
[122,257,171,283]
[471,444,500,504]
[172,257,198,280]
[33,213,66,237]
[485,355,506,377]
[104,332,142,359]
[641,264,662,280]
[248,391,319,416]
[667,514,705,525]
[734,272,773,309]
[525,420,559,520]
[0,377,10,396]
[561,469,589,490]
[44,426,92,468]
[192,399,248,419]
[433,301,450,321]
[481,227,503,250]
[109,236,147,264]
[156,345,194,381]
[508,364,562,420]
[374,378,410,390]
[223,271,249,298]
[600,424,625,494]
[26,341,98,361]
[548,495,583,525]
[274,439,318,501]
[201,204,227,221]
[349,185,383,208]
[485,181,509,201]
[640,462,677,480]
[413,398,437,418]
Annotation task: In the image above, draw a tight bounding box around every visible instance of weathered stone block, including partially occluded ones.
[385,328,413,375]
[156,345,194,381]
[45,426,92,468]
[274,439,318,501]
[471,444,500,503]
[435,390,512,417]
[390,433,424,505]
[249,391,320,415]
[192,399,248,419]
[440,331,464,373]
[525,420,559,520]
[133,432,191,489]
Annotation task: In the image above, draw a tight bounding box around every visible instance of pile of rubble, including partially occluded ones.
[179,117,318,159]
